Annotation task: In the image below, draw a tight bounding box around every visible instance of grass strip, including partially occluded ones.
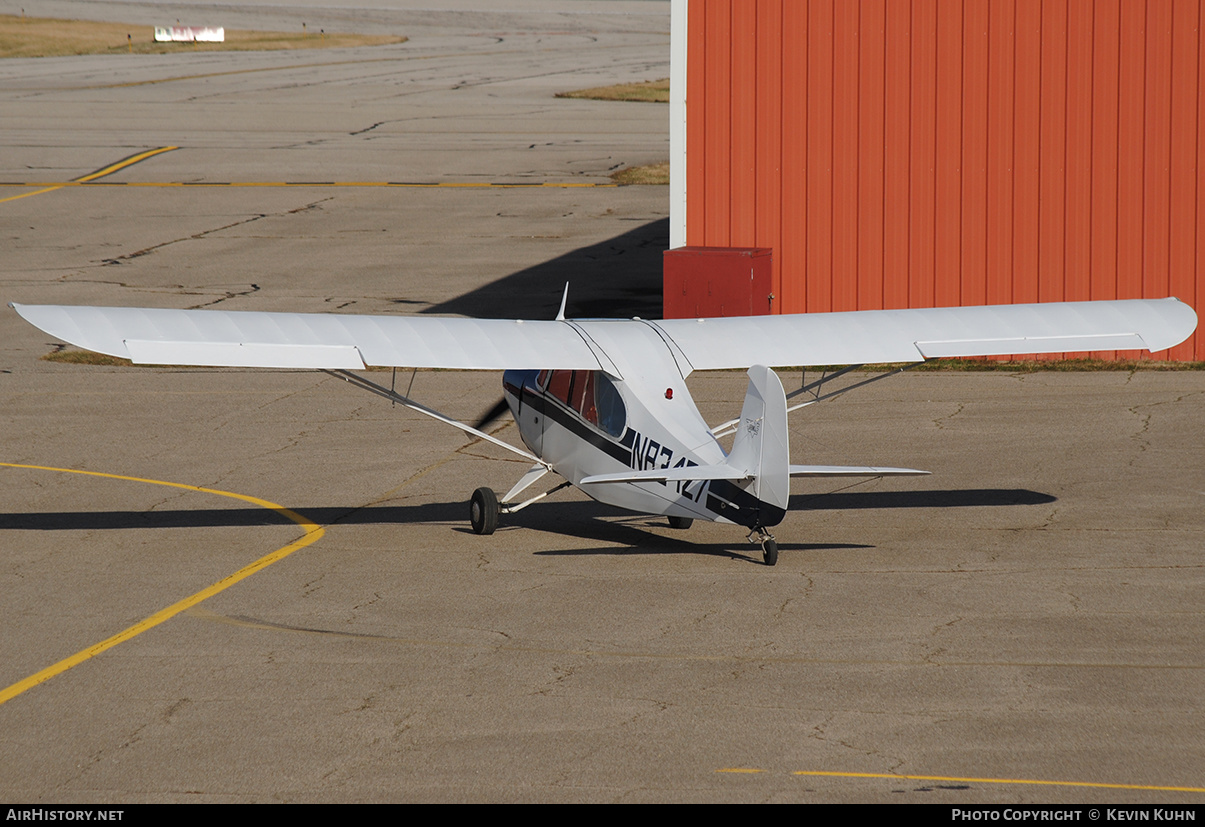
[557,78,669,103]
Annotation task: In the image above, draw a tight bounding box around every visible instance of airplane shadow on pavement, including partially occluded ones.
[422,217,668,320]
[0,487,1055,537]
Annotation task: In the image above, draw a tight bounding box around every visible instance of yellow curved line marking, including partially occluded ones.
[0,146,177,204]
[74,146,178,183]
[789,770,1205,794]
[0,461,323,707]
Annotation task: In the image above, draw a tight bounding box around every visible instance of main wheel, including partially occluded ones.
[667,515,693,530]
[470,487,499,535]
[762,538,779,566]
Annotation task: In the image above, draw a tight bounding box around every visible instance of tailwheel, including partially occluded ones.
[667,515,693,530]
[748,527,778,566]
[470,487,499,535]
[761,538,778,566]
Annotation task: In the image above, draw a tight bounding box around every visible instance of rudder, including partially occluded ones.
[725,364,790,526]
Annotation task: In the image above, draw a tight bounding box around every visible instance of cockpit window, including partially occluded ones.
[573,370,597,425]
[546,369,574,406]
[540,369,626,438]
[593,373,626,437]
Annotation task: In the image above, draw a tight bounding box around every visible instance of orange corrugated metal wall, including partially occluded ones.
[685,0,1202,360]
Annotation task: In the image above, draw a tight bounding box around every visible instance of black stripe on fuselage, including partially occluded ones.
[707,479,787,530]
[515,381,634,465]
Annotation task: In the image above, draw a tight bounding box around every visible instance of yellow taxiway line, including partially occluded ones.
[711,768,1205,794]
[0,145,619,199]
[0,146,178,205]
[0,461,323,707]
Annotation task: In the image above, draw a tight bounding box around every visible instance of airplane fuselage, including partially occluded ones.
[500,320,785,529]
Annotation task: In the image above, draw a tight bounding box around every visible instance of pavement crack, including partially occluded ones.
[301,573,325,597]
[808,715,833,743]
[933,402,965,430]
[1127,390,1205,461]
[796,571,816,597]
[929,615,963,644]
[529,663,577,696]
[97,198,333,269]
[1127,404,1154,455]
[99,214,269,266]
[189,283,261,309]
[286,198,333,215]
[352,592,382,611]
[161,698,192,723]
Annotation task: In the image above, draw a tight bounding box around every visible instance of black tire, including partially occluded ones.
[762,538,778,566]
[470,487,499,535]
[667,515,693,530]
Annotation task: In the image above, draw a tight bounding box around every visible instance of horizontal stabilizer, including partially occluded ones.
[789,465,929,477]
[580,464,750,486]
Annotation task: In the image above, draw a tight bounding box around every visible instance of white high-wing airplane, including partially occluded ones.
[11,296,1197,565]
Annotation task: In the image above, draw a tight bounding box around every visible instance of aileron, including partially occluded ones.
[124,340,367,369]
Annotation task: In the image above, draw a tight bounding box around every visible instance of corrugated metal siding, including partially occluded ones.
[685,0,1202,359]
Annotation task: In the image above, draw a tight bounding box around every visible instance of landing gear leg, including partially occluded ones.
[748,527,778,566]
[470,487,499,535]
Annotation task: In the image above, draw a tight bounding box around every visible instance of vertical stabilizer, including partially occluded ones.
[726,365,790,524]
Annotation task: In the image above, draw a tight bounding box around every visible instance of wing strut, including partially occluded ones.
[786,363,920,408]
[324,369,545,466]
[710,362,921,438]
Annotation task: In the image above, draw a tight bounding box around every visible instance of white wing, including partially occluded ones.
[11,304,604,371]
[649,298,1197,370]
[11,297,1196,372]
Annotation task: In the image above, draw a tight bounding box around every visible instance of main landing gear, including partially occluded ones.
[469,476,573,535]
[470,487,499,535]
[749,527,778,566]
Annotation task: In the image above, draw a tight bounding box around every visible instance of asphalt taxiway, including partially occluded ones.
[2,0,1202,804]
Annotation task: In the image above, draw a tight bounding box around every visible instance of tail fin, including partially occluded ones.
[725,364,790,526]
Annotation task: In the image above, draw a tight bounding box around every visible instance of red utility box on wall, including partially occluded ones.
[663,247,774,319]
